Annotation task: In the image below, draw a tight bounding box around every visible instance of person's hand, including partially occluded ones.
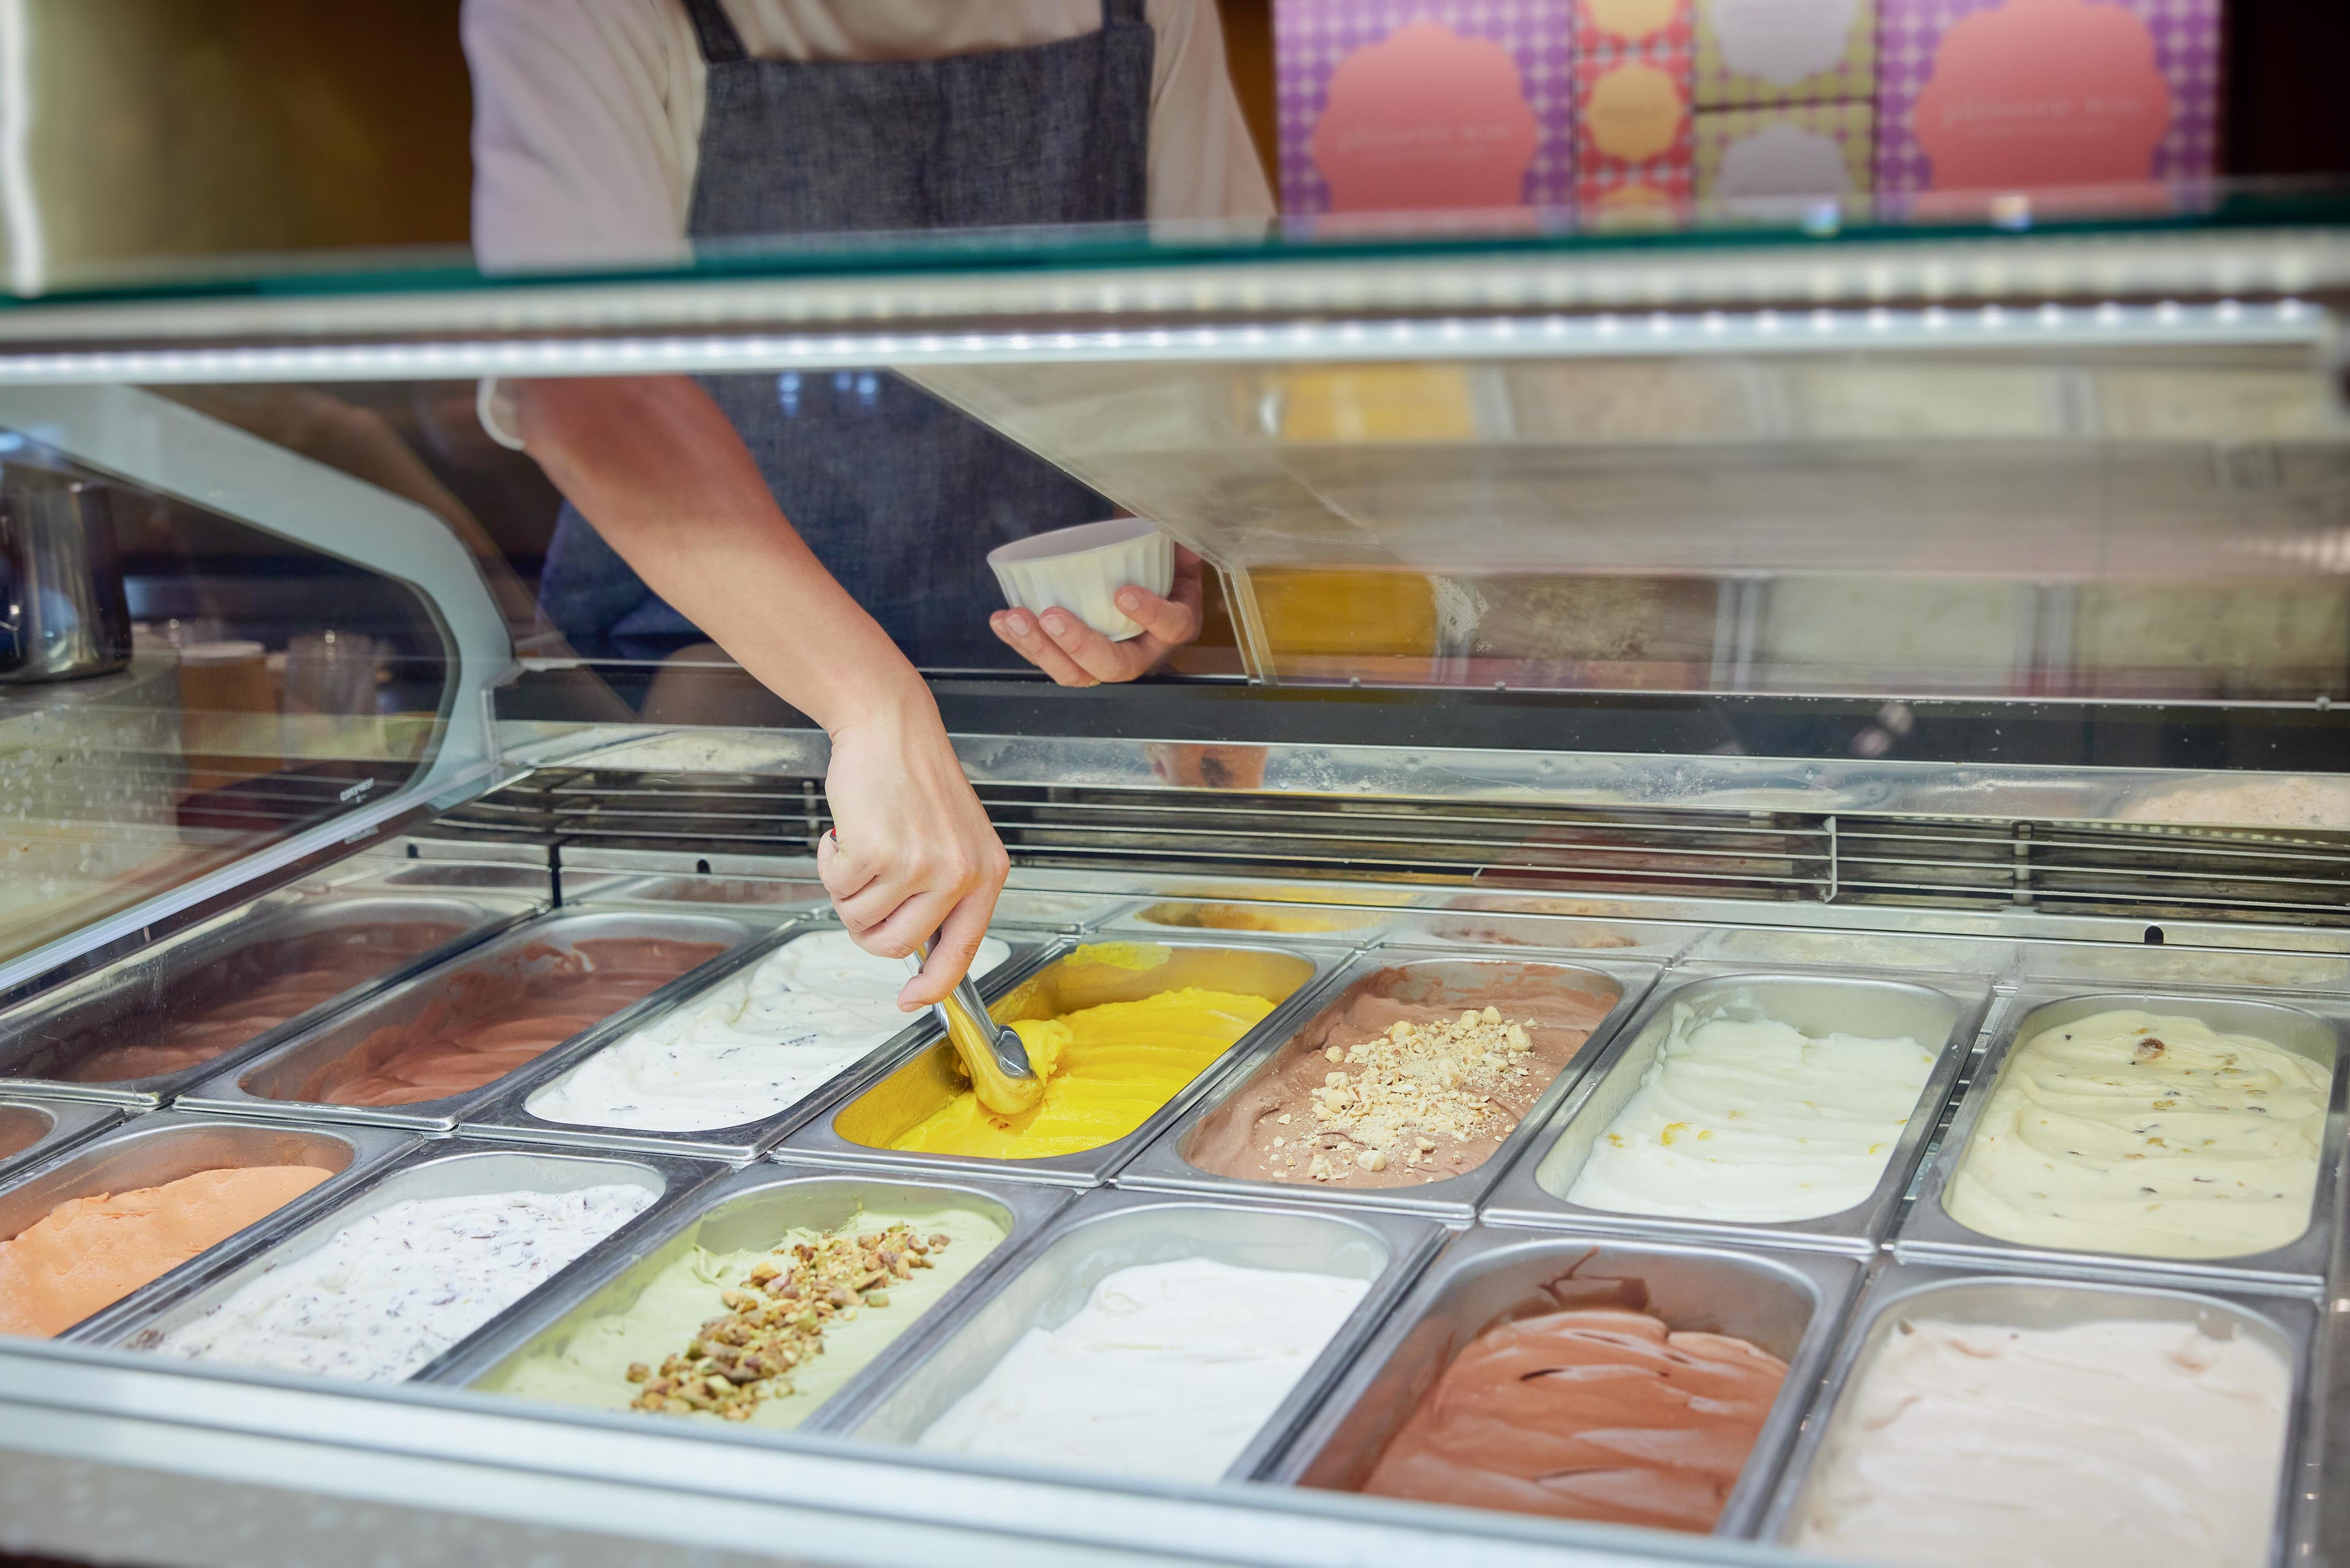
[816,692,1010,1011]
[989,545,1204,685]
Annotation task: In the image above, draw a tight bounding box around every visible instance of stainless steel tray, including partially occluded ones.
[1759,1261,2321,1566]
[772,936,1356,1187]
[0,1095,124,1184]
[2021,941,2350,993]
[835,1188,1445,1482]
[1895,986,2348,1291]
[460,922,1057,1162]
[431,1161,1074,1434]
[1266,1227,1860,1536]
[1117,949,1660,1219]
[0,892,540,1108]
[73,1140,718,1370]
[173,909,774,1132]
[1685,925,2020,979]
[1379,904,1703,959]
[0,1112,414,1338]
[1103,894,1406,943]
[1482,969,1994,1254]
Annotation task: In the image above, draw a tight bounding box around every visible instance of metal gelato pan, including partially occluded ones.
[174,909,772,1132]
[0,892,539,1108]
[1897,987,2347,1292]
[777,937,1346,1187]
[461,921,1054,1163]
[76,1140,715,1372]
[1761,1263,2319,1565]
[835,1189,1443,1482]
[1482,970,1990,1254]
[0,1112,411,1338]
[0,1096,123,1184]
[1267,1228,1859,1537]
[1119,950,1657,1219]
[432,1162,1072,1434]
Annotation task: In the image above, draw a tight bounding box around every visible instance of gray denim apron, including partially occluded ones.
[538,0,1151,667]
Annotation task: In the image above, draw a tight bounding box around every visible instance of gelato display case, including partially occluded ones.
[0,196,2347,1568]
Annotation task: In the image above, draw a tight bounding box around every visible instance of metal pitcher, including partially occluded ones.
[0,462,132,682]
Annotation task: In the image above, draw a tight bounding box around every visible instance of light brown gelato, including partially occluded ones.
[1184,963,1615,1187]
[1362,1303,1785,1531]
[293,937,725,1107]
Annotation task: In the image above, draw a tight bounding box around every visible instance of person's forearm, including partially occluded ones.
[511,374,927,733]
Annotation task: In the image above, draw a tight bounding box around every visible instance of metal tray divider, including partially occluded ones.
[0,892,546,1108]
[1893,984,2350,1293]
[1755,1259,2323,1566]
[65,1136,728,1357]
[418,1160,1077,1424]
[455,924,1062,1163]
[769,936,1363,1189]
[1478,965,1999,1256]
[826,1187,1449,1479]
[1114,946,1665,1219]
[1256,1225,1865,1539]
[0,1112,417,1340]
[170,908,781,1132]
[0,1095,126,1184]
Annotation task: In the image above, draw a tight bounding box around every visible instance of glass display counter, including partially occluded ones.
[0,195,2342,1568]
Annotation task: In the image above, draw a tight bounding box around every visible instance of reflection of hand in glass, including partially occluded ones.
[988,545,1204,685]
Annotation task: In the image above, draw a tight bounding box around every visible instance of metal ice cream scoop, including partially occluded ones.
[906,940,1040,1116]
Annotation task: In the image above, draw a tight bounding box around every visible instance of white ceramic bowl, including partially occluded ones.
[987,518,1176,642]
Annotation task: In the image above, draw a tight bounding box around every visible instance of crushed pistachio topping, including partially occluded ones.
[624,1222,950,1421]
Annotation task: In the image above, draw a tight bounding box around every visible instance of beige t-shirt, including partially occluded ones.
[463,0,1274,271]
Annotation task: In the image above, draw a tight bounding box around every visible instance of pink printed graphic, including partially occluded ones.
[1913,0,2169,188]
[1310,21,1541,211]
[1275,1,1573,217]
[1876,0,2217,195]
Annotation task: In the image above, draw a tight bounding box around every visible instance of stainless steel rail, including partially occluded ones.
[430,767,2350,927]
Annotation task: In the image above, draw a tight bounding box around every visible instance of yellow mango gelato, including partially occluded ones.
[889,988,1276,1159]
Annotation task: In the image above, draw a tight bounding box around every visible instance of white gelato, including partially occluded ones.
[150,1184,654,1382]
[1565,1003,1940,1222]
[1796,1315,2291,1568]
[527,930,1012,1132]
[916,1256,1369,1483]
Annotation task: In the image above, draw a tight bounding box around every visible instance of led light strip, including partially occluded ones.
[0,298,2320,384]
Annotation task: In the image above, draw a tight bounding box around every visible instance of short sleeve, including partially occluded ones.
[461,0,701,271]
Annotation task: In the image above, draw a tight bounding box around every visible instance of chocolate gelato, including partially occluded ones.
[57,920,466,1084]
[1184,963,1616,1189]
[1363,1304,1786,1531]
[294,938,726,1107]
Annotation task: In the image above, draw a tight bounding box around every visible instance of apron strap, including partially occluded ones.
[1102,0,1146,27]
[680,0,748,64]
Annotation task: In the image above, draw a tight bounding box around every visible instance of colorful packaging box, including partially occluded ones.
[1877,0,2220,196]
[1694,0,1876,109]
[1575,51,1695,207]
[1575,0,1694,57]
[1274,1,1573,215]
[1695,101,1874,200]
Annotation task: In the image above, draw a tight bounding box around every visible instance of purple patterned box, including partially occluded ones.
[1275,1,1573,215]
[1877,0,2218,196]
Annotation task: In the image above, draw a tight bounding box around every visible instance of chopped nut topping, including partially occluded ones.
[629,1219,939,1422]
[1271,1007,1543,1185]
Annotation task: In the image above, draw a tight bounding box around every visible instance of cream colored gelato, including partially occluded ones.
[1944,1009,2330,1260]
[916,1256,1369,1482]
[1565,1003,1939,1222]
[528,931,1011,1132]
[1795,1315,2291,1568]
